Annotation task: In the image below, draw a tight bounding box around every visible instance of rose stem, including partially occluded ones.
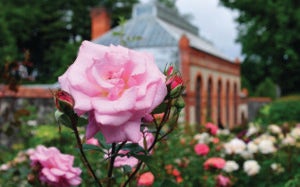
[71,115,102,187]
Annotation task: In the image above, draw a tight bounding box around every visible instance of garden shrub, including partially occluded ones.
[257,95,300,125]
[255,77,277,100]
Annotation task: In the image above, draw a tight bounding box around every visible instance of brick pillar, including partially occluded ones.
[90,7,111,40]
[179,35,190,125]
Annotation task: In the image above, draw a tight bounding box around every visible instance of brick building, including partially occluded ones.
[91,2,247,129]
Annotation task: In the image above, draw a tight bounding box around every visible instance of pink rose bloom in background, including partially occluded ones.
[194,143,210,156]
[86,137,99,146]
[216,174,231,187]
[59,41,167,143]
[203,157,226,170]
[205,122,218,135]
[113,129,155,168]
[29,145,81,187]
[137,172,154,186]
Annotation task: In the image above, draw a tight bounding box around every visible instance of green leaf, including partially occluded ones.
[121,143,146,154]
[122,165,132,174]
[54,110,72,129]
[159,179,179,187]
[95,132,111,149]
[77,116,88,127]
[152,102,167,114]
[82,144,102,152]
[133,154,159,174]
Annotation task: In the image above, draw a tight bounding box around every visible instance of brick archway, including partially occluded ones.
[207,76,213,122]
[195,74,202,128]
[217,78,223,128]
[233,82,238,126]
[225,80,230,128]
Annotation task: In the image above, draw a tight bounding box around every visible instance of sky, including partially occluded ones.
[140,0,242,60]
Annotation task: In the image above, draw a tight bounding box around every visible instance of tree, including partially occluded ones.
[220,0,300,95]
[255,77,277,100]
[0,0,138,83]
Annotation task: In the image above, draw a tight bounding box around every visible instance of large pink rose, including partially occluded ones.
[216,174,231,187]
[194,143,210,156]
[137,172,155,187]
[30,145,81,187]
[205,122,218,136]
[203,157,226,170]
[59,41,167,143]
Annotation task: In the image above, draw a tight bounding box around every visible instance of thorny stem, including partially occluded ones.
[71,115,102,187]
[122,161,143,187]
[123,98,174,187]
[106,141,127,187]
[107,143,116,187]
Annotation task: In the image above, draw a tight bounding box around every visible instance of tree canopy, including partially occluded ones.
[220,0,300,95]
[0,0,138,83]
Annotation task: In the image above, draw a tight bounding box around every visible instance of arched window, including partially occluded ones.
[195,76,202,126]
[233,83,238,125]
[207,77,212,121]
[217,80,222,126]
[226,81,230,127]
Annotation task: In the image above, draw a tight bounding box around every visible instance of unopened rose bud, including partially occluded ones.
[175,97,185,110]
[54,90,74,114]
[165,66,184,98]
[170,75,183,90]
[166,66,174,76]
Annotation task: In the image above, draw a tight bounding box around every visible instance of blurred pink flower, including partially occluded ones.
[137,172,154,186]
[59,41,167,143]
[203,157,226,170]
[216,174,231,187]
[86,137,99,146]
[205,122,218,135]
[172,168,181,177]
[194,143,210,156]
[30,145,81,187]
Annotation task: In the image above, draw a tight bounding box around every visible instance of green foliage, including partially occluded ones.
[256,95,300,124]
[0,0,138,83]
[255,77,277,100]
[220,0,300,95]
[241,76,253,96]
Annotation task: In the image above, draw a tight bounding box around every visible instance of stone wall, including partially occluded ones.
[0,97,55,125]
[247,97,272,122]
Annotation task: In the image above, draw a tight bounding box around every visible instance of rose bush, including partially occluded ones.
[58,41,167,143]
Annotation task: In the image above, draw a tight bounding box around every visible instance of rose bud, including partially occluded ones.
[54,90,74,114]
[165,66,184,98]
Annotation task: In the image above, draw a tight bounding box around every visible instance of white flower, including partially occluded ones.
[246,123,259,137]
[243,160,260,176]
[223,160,239,173]
[247,141,258,154]
[217,129,230,136]
[281,134,296,146]
[224,138,246,155]
[258,139,276,154]
[193,132,210,144]
[271,163,284,173]
[240,150,254,159]
[0,164,11,171]
[253,134,276,144]
[268,124,282,134]
[290,128,300,139]
[271,163,279,170]
[27,120,37,126]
